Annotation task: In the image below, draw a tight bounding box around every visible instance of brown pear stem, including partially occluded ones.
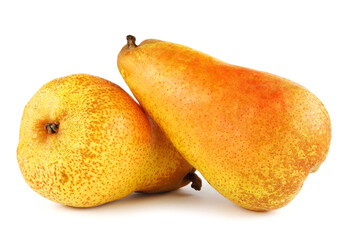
[184,172,202,191]
[127,35,137,49]
[45,121,59,134]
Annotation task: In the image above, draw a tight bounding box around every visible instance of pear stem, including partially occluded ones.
[184,172,202,191]
[127,35,137,49]
[45,121,59,134]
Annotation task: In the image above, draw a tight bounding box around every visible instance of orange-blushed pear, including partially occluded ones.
[117,36,331,211]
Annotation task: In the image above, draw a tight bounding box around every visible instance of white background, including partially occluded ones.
[1,0,343,239]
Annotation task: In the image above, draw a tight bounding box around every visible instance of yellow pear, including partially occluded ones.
[117,36,331,211]
[17,74,200,207]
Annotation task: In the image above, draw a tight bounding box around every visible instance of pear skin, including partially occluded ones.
[17,74,200,207]
[117,36,331,211]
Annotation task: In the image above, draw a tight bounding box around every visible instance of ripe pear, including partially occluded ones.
[17,74,201,207]
[117,36,331,211]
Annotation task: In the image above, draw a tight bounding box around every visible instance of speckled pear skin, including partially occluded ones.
[17,74,195,207]
[117,37,332,211]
